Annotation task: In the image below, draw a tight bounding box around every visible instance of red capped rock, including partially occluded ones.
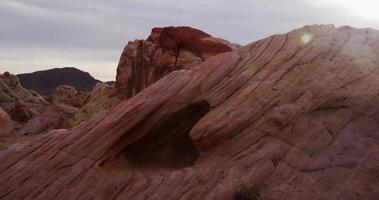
[115,26,234,99]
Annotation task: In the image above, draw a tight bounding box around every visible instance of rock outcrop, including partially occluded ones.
[68,83,122,127]
[115,26,234,99]
[17,67,100,95]
[50,85,89,108]
[1,69,111,137]
[67,27,233,127]
[0,72,80,136]
[0,72,48,122]
[1,25,379,200]
[71,26,233,127]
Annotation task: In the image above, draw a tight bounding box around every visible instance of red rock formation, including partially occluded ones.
[1,25,379,199]
[115,26,233,99]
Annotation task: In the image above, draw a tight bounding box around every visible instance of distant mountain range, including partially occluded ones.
[17,67,101,95]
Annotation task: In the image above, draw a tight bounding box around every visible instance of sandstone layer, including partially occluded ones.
[1,25,379,200]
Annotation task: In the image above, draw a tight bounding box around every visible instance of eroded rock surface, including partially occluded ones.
[1,25,379,200]
[115,26,234,99]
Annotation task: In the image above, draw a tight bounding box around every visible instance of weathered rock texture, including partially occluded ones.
[1,25,379,200]
[115,26,234,99]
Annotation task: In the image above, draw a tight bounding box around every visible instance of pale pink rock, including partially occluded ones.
[1,25,379,200]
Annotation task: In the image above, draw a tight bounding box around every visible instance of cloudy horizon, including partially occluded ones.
[1,0,378,81]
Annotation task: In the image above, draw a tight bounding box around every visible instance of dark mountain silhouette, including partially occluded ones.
[105,81,115,86]
[17,67,100,95]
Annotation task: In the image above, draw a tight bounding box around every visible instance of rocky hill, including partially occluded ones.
[17,67,100,95]
[0,71,48,123]
[0,71,80,137]
[1,25,379,200]
[69,26,234,125]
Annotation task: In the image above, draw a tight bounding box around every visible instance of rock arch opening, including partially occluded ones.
[123,100,210,169]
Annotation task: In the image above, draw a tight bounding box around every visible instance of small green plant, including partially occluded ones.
[232,185,260,200]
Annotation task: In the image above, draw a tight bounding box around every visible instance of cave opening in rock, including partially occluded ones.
[123,100,210,169]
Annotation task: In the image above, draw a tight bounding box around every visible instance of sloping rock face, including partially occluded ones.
[115,26,233,99]
[17,67,100,95]
[1,25,379,200]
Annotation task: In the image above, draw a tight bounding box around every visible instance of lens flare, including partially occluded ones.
[301,33,313,44]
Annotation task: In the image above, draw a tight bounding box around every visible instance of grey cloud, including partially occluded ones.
[0,0,378,81]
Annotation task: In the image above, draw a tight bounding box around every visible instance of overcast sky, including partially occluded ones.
[0,0,378,81]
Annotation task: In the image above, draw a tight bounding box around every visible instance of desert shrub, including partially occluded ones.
[232,185,260,200]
